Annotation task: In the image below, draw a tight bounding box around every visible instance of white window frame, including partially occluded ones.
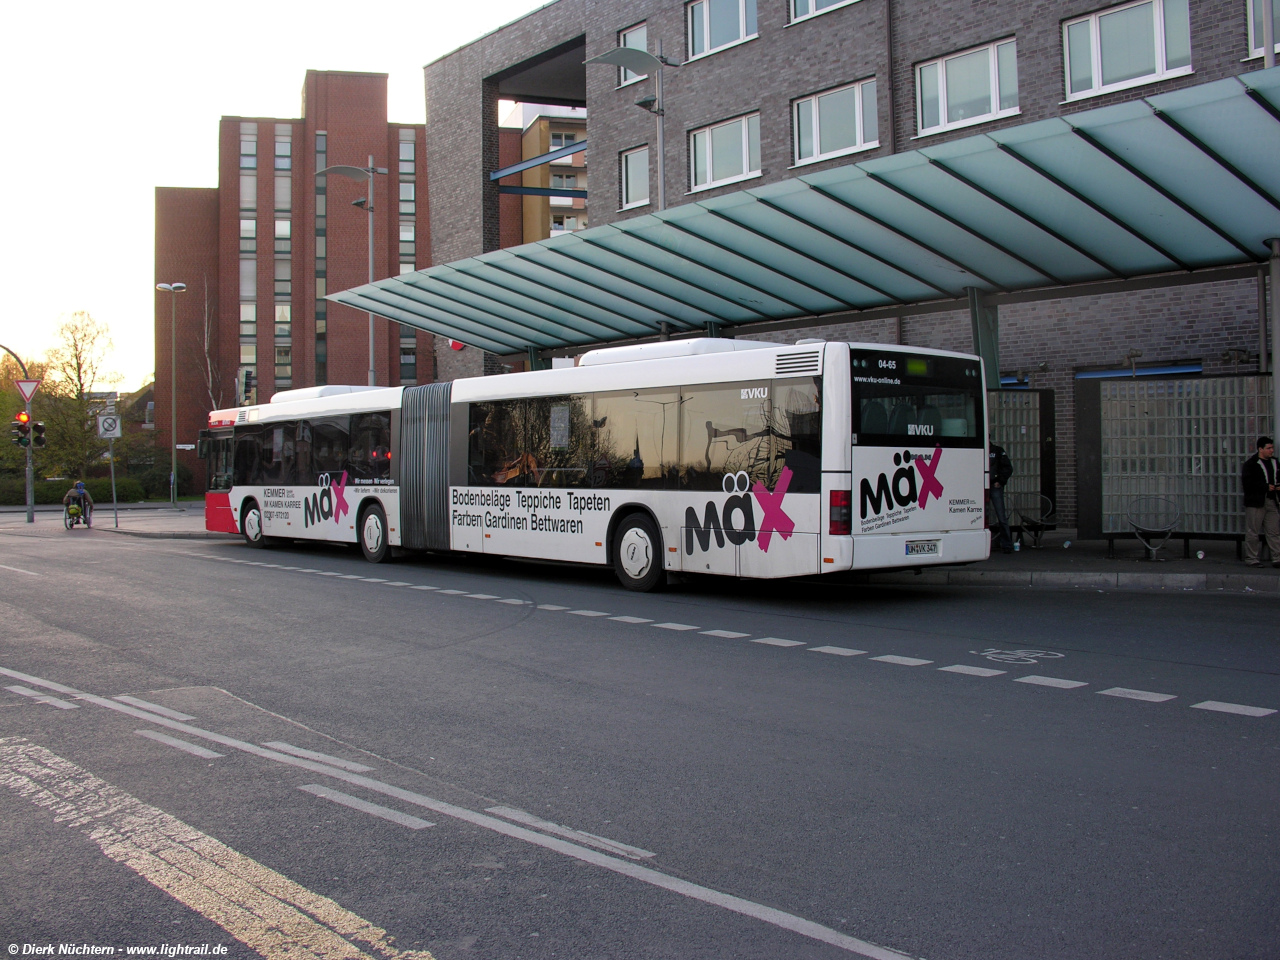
[1062,0,1193,102]
[621,146,650,210]
[619,23,649,85]
[687,0,758,60]
[792,78,879,166]
[915,38,1020,137]
[790,0,860,25]
[1248,0,1280,57]
[688,113,761,193]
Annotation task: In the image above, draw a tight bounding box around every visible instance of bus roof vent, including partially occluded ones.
[270,385,383,403]
[775,350,821,376]
[236,410,247,424]
[579,338,773,366]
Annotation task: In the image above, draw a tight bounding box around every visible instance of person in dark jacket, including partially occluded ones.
[988,443,1015,554]
[1242,436,1280,567]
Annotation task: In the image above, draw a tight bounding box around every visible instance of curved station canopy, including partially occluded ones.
[329,68,1280,357]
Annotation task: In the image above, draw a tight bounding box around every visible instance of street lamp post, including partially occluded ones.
[318,157,388,386]
[156,281,186,506]
[584,45,680,211]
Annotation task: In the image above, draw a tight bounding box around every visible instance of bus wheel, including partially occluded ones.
[359,504,390,563]
[613,513,663,592]
[241,500,266,548]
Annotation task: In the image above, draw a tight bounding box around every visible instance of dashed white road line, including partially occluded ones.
[299,784,434,830]
[653,622,700,631]
[114,695,196,721]
[753,637,805,648]
[264,741,375,773]
[0,563,38,577]
[871,656,933,667]
[135,729,224,759]
[537,603,569,610]
[466,593,500,599]
[611,615,653,623]
[702,629,750,639]
[1014,675,1089,689]
[939,665,1006,677]
[809,646,867,657]
[410,585,438,591]
[6,684,78,709]
[568,609,610,617]
[1098,687,1176,703]
[486,805,656,860]
[1191,700,1278,717]
[438,589,467,595]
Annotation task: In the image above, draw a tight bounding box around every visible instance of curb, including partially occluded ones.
[100,528,238,541]
[871,568,1280,593]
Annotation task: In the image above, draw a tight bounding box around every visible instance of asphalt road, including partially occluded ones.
[0,525,1276,960]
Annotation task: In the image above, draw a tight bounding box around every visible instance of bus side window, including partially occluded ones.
[772,378,822,494]
[678,382,773,492]
[311,416,348,480]
[592,389,679,489]
[348,413,391,481]
[208,437,233,492]
[526,395,591,488]
[234,428,263,486]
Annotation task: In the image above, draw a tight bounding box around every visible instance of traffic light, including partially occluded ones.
[242,368,256,403]
[10,412,30,447]
[32,422,46,448]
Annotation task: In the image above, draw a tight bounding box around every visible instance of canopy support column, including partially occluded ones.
[1271,240,1280,435]
[967,287,1000,390]
[706,321,722,338]
[1260,265,1269,374]
[527,346,547,371]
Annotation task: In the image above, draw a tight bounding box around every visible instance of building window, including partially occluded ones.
[399,139,415,175]
[274,136,291,170]
[240,344,257,365]
[239,303,256,338]
[794,78,878,165]
[1249,0,1280,57]
[621,146,649,208]
[240,175,256,211]
[619,23,648,84]
[1064,0,1191,100]
[239,258,256,300]
[239,218,256,254]
[239,137,256,169]
[274,304,291,339]
[917,39,1019,135]
[792,0,858,22]
[400,345,417,382]
[399,181,415,216]
[552,215,585,233]
[274,259,290,298]
[275,346,292,383]
[690,113,760,191]
[275,175,290,212]
[551,131,577,150]
[688,0,758,58]
[274,219,291,255]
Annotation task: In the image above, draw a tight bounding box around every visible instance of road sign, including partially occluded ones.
[15,380,40,403]
[97,415,122,439]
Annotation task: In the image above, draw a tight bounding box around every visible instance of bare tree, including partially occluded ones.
[200,273,223,411]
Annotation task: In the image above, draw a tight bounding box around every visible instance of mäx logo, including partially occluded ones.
[684,467,795,555]
[860,446,944,520]
[303,471,351,528]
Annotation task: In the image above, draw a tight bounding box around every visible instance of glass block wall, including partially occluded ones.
[988,389,1049,519]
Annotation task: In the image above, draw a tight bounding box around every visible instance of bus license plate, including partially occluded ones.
[905,540,939,557]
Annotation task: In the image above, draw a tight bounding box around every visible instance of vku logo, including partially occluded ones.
[303,471,351,528]
[859,446,945,520]
[740,386,768,400]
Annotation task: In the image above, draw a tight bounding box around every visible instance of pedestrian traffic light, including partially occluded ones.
[32,422,46,448]
[10,412,30,447]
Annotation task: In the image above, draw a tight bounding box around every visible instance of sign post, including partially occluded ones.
[97,411,123,528]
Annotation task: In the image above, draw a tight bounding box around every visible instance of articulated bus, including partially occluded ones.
[200,338,990,590]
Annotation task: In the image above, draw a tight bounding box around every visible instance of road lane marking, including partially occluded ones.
[1098,687,1176,703]
[610,616,653,624]
[809,646,867,656]
[1190,700,1277,717]
[1014,675,1089,689]
[299,784,434,830]
[0,739,437,960]
[486,805,656,860]
[0,564,38,577]
[410,585,438,591]
[264,741,375,772]
[752,637,805,648]
[385,582,410,588]
[496,598,530,605]
[870,656,933,667]
[653,622,700,631]
[701,630,750,639]
[438,589,467,595]
[0,667,912,960]
[360,578,388,583]
[5,684,78,709]
[537,604,569,610]
[114,695,196,721]
[135,730,224,759]
[568,609,610,617]
[466,593,499,599]
[938,665,1006,677]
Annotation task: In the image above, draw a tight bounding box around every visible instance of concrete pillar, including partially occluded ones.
[1271,240,1280,434]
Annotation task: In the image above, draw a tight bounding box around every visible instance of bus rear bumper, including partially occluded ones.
[849,528,990,570]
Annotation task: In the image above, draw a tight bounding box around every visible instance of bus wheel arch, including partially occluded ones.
[609,508,665,592]
[240,498,266,548]
[358,499,391,563]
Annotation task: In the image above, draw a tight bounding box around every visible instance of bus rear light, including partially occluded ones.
[829,490,852,536]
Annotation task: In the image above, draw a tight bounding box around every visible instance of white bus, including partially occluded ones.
[201,338,990,590]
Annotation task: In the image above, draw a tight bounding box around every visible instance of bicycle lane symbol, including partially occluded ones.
[970,648,1066,664]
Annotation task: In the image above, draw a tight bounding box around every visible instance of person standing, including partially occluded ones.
[1242,436,1280,567]
[988,442,1015,554]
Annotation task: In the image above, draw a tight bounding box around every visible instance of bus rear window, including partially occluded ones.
[851,351,983,448]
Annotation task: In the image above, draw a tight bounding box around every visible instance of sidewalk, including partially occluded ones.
[4,503,1276,594]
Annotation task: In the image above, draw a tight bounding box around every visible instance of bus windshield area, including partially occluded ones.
[851,350,984,448]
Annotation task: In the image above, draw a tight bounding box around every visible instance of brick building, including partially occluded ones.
[413,0,1280,525]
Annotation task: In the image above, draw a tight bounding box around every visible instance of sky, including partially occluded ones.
[0,0,551,394]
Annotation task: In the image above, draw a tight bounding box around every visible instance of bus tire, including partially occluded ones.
[612,512,664,592]
[241,499,267,548]
[359,503,390,563]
